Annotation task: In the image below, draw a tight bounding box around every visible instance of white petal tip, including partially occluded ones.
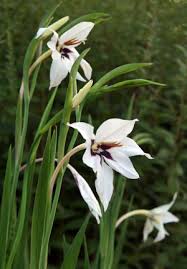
[174,217,180,223]
[145,153,153,159]
[127,174,140,179]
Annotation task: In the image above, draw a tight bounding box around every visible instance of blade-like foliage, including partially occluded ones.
[90,63,153,93]
[0,147,13,269]
[88,78,165,99]
[30,129,57,269]
[61,215,90,269]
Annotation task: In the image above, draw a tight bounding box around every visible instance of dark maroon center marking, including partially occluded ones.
[64,38,81,46]
[91,140,122,160]
[61,47,72,59]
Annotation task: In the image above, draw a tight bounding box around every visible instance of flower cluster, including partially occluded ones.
[36,19,179,243]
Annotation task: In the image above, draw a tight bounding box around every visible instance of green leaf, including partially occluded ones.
[62,235,71,257]
[133,133,155,146]
[89,78,165,98]
[29,88,58,162]
[113,197,134,269]
[0,147,13,269]
[90,63,153,94]
[84,236,91,269]
[127,94,136,119]
[30,130,57,269]
[39,108,64,136]
[39,2,62,27]
[6,166,31,269]
[10,163,35,269]
[61,215,90,269]
[36,88,58,136]
[15,97,23,159]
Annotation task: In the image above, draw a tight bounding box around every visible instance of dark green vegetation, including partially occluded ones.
[0,0,187,268]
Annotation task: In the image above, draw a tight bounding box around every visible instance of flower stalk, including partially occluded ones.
[50,143,86,194]
[116,209,151,228]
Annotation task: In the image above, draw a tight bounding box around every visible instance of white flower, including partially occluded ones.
[143,193,179,243]
[68,118,152,211]
[47,22,94,89]
[67,164,102,223]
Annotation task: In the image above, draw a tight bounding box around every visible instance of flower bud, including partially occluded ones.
[72,80,93,108]
[35,16,69,39]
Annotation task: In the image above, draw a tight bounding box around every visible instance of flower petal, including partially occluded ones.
[49,55,69,89]
[71,48,92,80]
[63,51,86,82]
[105,148,139,179]
[68,164,102,224]
[121,137,153,159]
[83,142,100,172]
[80,58,92,80]
[59,22,94,47]
[67,122,95,141]
[153,223,168,243]
[160,211,179,224]
[95,119,138,143]
[143,219,154,242]
[152,193,178,214]
[95,161,114,211]
[47,31,59,51]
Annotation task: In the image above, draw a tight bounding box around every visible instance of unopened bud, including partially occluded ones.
[35,16,69,39]
[72,80,93,108]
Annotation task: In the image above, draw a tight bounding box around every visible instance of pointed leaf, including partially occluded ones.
[90,63,153,94]
[0,147,13,269]
[61,215,90,269]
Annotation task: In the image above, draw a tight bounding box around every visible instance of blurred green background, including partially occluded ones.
[0,0,187,268]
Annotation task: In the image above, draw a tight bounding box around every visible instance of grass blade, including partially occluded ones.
[0,147,13,269]
[30,129,57,269]
[61,215,90,269]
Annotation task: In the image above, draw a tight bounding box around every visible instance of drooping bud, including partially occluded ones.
[72,80,93,108]
[35,16,69,39]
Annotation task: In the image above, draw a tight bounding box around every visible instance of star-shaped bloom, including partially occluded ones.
[46,22,94,89]
[68,118,152,211]
[143,193,179,243]
[68,164,102,223]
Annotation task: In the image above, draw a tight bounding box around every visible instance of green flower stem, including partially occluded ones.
[115,209,151,228]
[29,50,51,76]
[50,143,86,194]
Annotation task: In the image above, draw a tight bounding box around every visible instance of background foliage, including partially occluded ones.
[0,0,187,268]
